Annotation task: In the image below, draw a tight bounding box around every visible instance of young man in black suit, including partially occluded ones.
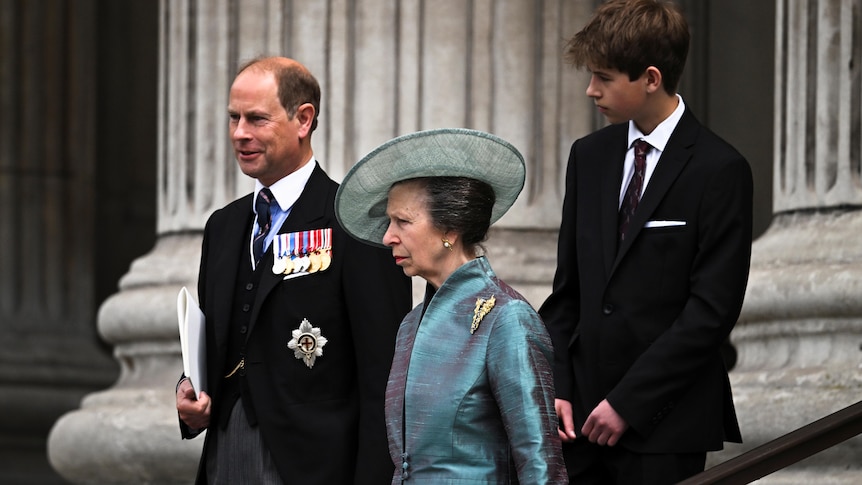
[175,57,412,484]
[539,1,753,483]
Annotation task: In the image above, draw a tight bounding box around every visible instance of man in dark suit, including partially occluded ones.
[539,1,753,483]
[175,56,412,484]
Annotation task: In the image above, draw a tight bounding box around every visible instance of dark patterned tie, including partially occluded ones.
[253,188,275,264]
[618,139,650,241]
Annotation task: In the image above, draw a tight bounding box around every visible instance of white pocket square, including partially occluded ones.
[644,220,686,228]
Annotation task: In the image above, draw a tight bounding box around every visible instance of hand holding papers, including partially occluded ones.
[177,287,207,400]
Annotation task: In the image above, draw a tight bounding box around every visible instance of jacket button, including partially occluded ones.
[602,304,614,315]
[401,453,410,480]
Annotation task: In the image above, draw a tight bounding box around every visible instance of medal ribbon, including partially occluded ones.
[275,234,286,258]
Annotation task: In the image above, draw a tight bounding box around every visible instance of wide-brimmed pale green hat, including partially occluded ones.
[335,128,526,248]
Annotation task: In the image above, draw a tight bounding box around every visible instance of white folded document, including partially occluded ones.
[644,220,686,228]
[177,287,207,399]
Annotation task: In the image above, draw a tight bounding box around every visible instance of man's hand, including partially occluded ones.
[555,398,578,442]
[582,399,629,446]
[176,378,212,430]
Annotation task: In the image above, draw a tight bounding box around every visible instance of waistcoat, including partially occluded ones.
[218,249,264,429]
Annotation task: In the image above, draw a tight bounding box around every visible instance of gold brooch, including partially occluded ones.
[470,295,496,334]
[287,318,328,369]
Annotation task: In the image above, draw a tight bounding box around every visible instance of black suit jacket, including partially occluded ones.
[540,109,751,453]
[182,163,412,483]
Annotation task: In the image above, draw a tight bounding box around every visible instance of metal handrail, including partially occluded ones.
[677,400,862,484]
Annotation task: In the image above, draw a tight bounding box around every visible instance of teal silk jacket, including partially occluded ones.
[385,257,567,484]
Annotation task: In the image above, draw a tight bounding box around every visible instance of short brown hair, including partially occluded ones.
[238,57,321,132]
[564,0,690,95]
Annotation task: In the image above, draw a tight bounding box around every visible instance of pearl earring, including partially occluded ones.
[442,238,453,251]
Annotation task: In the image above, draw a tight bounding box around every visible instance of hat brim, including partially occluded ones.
[335,128,526,248]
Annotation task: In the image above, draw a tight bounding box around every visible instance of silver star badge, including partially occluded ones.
[287,318,328,369]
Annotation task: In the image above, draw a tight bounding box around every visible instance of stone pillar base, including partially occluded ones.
[48,235,205,484]
[712,365,862,484]
[711,211,862,483]
[48,370,204,484]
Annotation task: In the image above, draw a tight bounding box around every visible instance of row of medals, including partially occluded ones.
[273,248,332,275]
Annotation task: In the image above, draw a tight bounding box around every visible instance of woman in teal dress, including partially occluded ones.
[335,128,567,484]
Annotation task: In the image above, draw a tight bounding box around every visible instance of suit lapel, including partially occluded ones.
[386,309,420,457]
[612,109,698,268]
[247,163,331,335]
[601,128,628,277]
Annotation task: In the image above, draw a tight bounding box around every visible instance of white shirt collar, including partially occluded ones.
[627,94,686,152]
[253,157,317,213]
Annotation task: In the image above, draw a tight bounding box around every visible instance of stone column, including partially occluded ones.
[718,0,862,482]
[46,0,235,482]
[0,2,119,483]
[48,1,593,483]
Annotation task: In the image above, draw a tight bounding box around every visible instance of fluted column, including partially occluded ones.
[47,1,243,483]
[0,1,119,483]
[47,1,593,483]
[719,0,862,481]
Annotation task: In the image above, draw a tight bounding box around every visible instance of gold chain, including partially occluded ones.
[224,357,245,378]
